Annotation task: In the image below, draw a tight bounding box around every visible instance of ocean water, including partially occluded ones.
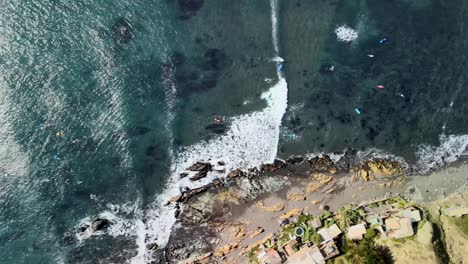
[1,0,468,263]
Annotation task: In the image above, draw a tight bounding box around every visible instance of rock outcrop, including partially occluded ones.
[261,159,286,172]
[309,155,336,172]
[91,218,110,231]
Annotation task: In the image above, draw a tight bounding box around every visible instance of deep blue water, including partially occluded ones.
[1,0,468,263]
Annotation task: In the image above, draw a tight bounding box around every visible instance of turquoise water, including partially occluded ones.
[1,0,468,263]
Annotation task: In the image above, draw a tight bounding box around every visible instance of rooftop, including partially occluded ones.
[317,224,342,241]
[285,245,325,264]
[386,217,414,239]
[347,223,367,240]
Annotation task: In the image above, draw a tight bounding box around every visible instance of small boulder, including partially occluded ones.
[261,159,286,172]
[146,242,159,251]
[189,170,208,181]
[91,218,110,231]
[187,162,212,172]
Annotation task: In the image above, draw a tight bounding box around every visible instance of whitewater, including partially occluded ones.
[130,0,288,262]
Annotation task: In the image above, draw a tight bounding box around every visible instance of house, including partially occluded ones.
[347,223,367,240]
[317,224,342,241]
[258,249,282,264]
[285,245,325,264]
[320,240,340,260]
[444,207,468,217]
[398,207,422,222]
[385,217,414,239]
[283,239,298,256]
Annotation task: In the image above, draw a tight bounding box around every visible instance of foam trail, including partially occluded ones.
[140,1,288,262]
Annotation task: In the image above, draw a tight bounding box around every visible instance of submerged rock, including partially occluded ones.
[112,18,133,45]
[177,0,204,20]
[205,122,228,134]
[286,156,305,164]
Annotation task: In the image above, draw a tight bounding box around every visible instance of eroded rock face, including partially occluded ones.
[368,160,402,176]
[227,169,244,180]
[309,155,335,172]
[261,159,286,172]
[112,18,133,45]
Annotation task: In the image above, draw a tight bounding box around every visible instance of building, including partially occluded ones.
[317,224,342,241]
[385,217,414,239]
[444,207,468,217]
[283,239,298,257]
[397,207,422,222]
[347,223,367,240]
[258,249,282,264]
[320,240,340,260]
[285,245,325,264]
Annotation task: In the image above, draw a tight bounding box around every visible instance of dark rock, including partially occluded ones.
[179,185,210,202]
[112,18,133,45]
[286,156,305,164]
[319,63,335,74]
[209,178,223,188]
[79,225,89,233]
[179,172,189,179]
[189,170,208,181]
[187,162,212,172]
[309,155,334,171]
[261,159,286,172]
[205,122,228,134]
[168,194,183,203]
[171,51,185,66]
[91,218,110,231]
[174,209,181,218]
[201,48,228,71]
[217,161,225,166]
[129,126,151,136]
[227,169,244,180]
[146,242,159,251]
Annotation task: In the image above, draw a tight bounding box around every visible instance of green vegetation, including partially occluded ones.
[336,207,366,230]
[452,215,468,236]
[248,245,260,264]
[320,211,332,220]
[342,238,386,264]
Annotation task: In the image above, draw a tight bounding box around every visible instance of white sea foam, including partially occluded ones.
[75,202,141,242]
[335,25,358,42]
[271,56,285,63]
[128,1,289,262]
[416,134,468,173]
[142,78,288,259]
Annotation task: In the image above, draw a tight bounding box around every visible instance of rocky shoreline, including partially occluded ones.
[151,153,408,263]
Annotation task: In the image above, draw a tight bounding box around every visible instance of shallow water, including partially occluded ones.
[1,0,468,263]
